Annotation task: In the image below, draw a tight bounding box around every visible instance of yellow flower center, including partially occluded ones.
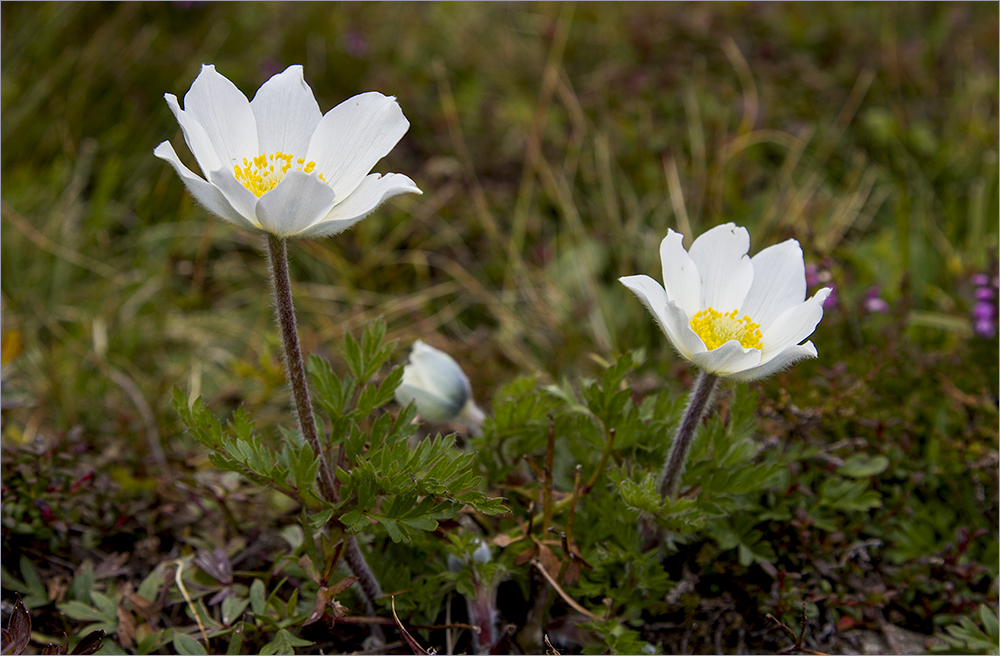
[233,152,328,197]
[689,307,762,351]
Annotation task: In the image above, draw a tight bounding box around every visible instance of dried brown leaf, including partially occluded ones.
[326,575,357,598]
[93,553,130,580]
[70,630,105,655]
[192,548,232,585]
[115,599,137,650]
[303,587,330,627]
[2,597,31,655]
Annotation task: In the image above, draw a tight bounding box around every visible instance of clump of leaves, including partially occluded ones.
[935,605,1000,655]
[1,596,105,655]
[171,320,507,651]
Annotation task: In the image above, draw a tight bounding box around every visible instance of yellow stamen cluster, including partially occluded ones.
[689,307,762,351]
[233,152,327,197]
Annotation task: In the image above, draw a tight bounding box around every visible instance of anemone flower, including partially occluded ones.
[155,64,419,622]
[155,64,420,238]
[620,223,831,499]
[620,223,831,383]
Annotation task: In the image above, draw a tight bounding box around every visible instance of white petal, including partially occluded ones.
[760,287,831,360]
[254,171,338,237]
[620,274,670,332]
[250,65,322,157]
[306,92,410,201]
[688,223,753,312]
[154,141,263,234]
[395,384,463,424]
[182,64,259,171]
[662,300,711,361]
[619,276,704,360]
[689,339,762,376]
[725,342,819,382]
[740,239,807,330]
[164,93,223,177]
[295,173,420,238]
[659,230,702,318]
[206,169,263,227]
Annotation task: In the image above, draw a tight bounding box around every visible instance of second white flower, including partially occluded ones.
[620,223,832,381]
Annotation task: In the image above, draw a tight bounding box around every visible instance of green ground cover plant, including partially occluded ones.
[2,3,997,654]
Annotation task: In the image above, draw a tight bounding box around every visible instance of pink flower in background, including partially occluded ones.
[863,286,890,314]
[971,273,997,338]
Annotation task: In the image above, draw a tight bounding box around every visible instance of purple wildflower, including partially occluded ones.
[970,272,998,338]
[341,30,369,58]
[971,273,991,287]
[863,286,890,314]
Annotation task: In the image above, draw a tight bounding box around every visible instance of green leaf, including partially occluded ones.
[226,622,245,656]
[137,566,166,604]
[376,516,406,543]
[172,633,208,655]
[69,560,94,604]
[221,596,249,626]
[249,579,267,615]
[399,516,438,531]
[90,591,116,616]
[980,605,999,639]
[307,508,335,530]
[837,454,890,478]
[819,478,883,512]
[260,629,314,655]
[341,509,368,532]
[342,332,364,382]
[57,600,107,622]
[20,556,46,597]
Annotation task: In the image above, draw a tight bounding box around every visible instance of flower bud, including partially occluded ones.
[395,340,485,434]
[471,538,492,564]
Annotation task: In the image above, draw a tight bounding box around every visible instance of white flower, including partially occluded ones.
[154,64,421,238]
[395,340,485,433]
[620,223,832,382]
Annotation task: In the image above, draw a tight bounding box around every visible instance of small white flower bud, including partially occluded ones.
[471,539,492,564]
[395,340,485,434]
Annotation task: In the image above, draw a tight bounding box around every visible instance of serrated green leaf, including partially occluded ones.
[341,509,368,532]
[307,508,335,530]
[376,516,406,543]
[342,332,363,381]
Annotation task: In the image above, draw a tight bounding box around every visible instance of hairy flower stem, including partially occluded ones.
[658,370,719,499]
[265,235,384,624]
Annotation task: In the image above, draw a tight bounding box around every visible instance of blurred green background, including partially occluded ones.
[2,2,997,653]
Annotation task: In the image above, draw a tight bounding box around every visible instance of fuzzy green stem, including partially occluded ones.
[658,370,719,499]
[265,235,384,630]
